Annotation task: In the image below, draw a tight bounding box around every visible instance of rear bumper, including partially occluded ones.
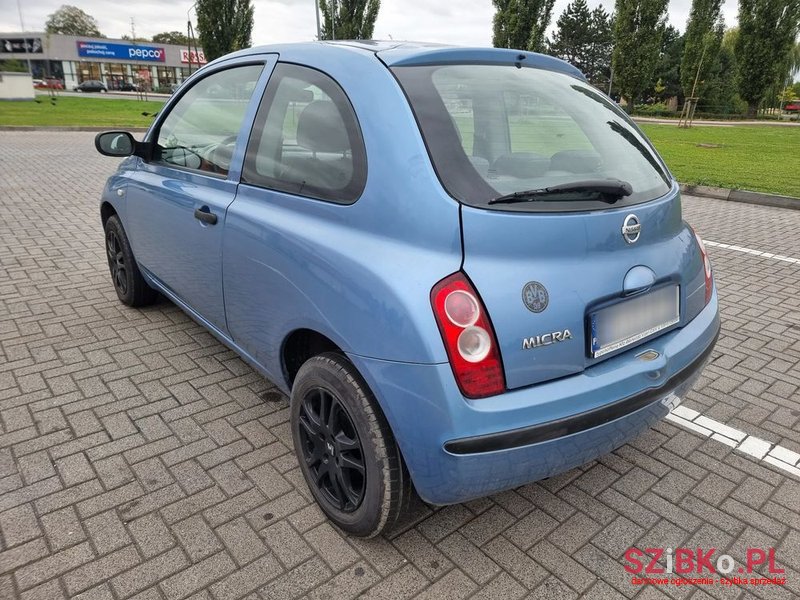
[444,328,717,455]
[349,288,720,505]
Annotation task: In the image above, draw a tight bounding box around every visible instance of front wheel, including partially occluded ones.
[104,215,158,307]
[290,353,410,537]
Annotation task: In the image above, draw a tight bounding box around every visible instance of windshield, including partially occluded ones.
[392,64,672,210]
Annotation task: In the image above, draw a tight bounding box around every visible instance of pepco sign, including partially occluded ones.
[77,41,166,63]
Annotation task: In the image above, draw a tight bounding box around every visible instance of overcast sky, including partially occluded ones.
[2,0,742,46]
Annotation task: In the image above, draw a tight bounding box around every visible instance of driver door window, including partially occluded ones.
[154,65,263,176]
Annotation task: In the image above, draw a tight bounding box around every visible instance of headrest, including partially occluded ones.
[296,100,350,153]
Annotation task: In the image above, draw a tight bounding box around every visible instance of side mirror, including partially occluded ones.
[95,131,136,157]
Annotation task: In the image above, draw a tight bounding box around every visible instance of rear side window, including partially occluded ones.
[154,65,264,176]
[393,64,671,211]
[243,63,367,204]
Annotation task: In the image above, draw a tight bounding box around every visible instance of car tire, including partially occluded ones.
[104,215,158,307]
[290,352,410,537]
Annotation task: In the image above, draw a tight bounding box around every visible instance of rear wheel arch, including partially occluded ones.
[282,329,342,389]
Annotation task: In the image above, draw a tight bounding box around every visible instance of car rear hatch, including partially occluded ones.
[460,190,706,388]
[389,51,708,390]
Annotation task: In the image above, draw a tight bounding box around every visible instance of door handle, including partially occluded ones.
[194,207,218,225]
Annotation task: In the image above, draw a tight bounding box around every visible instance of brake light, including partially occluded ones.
[431,273,505,398]
[690,227,713,305]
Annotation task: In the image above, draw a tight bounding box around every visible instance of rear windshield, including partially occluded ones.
[392,64,672,211]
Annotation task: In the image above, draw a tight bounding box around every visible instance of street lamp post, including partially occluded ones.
[315,0,321,40]
[187,1,199,74]
[16,0,33,76]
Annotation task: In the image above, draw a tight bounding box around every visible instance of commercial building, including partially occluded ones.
[1,33,207,91]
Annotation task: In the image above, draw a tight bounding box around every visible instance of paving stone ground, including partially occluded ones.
[1,131,799,600]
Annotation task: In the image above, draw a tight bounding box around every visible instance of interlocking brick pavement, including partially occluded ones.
[1,131,799,599]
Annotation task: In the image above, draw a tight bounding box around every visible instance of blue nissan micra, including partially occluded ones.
[95,41,720,537]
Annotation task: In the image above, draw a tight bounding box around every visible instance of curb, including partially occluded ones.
[680,184,799,211]
[634,117,800,127]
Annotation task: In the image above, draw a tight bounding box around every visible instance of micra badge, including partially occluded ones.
[522,329,572,350]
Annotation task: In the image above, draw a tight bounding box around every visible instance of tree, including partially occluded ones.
[196,0,254,62]
[549,0,593,70]
[778,85,798,102]
[0,59,28,72]
[649,26,684,102]
[612,0,669,112]
[492,0,556,52]
[318,0,380,40]
[701,33,745,114]
[586,6,614,87]
[120,34,150,43]
[680,0,724,99]
[736,0,800,117]
[152,31,191,46]
[788,41,800,78]
[773,41,800,99]
[44,5,103,37]
[548,1,613,87]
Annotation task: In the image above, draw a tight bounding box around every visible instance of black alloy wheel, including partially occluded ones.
[290,353,410,537]
[106,229,128,296]
[103,215,158,307]
[297,387,366,512]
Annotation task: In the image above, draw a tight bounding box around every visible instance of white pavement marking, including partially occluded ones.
[704,240,800,265]
[666,408,800,479]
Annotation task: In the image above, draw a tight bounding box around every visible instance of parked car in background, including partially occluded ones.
[75,80,106,93]
[93,41,720,537]
[118,81,139,92]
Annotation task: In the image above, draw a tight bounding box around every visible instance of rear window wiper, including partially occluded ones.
[488,179,633,205]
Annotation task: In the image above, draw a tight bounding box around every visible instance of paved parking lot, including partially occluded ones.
[1,131,799,600]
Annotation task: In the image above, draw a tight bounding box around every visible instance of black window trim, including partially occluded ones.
[241,61,368,205]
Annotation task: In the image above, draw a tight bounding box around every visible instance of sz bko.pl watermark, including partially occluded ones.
[624,547,786,587]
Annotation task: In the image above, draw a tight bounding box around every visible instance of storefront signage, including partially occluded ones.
[1,38,43,54]
[180,49,207,64]
[77,41,166,63]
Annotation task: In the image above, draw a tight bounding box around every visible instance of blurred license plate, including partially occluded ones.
[590,285,680,358]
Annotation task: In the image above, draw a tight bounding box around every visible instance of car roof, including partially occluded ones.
[221,40,586,81]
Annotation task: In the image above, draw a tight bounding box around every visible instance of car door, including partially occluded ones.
[125,58,275,333]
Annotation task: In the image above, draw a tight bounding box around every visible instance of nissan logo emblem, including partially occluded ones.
[622,214,641,244]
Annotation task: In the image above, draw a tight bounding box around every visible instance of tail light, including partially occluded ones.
[690,226,713,305]
[431,272,505,398]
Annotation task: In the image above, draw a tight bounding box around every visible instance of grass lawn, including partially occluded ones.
[640,124,800,198]
[0,96,164,128]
